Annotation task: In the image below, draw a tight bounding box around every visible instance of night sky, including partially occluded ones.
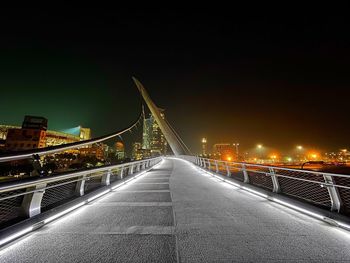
[1,8,349,153]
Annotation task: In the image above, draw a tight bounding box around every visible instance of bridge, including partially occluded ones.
[0,79,350,262]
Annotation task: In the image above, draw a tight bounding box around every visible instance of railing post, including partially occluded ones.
[242,164,249,183]
[208,159,211,171]
[119,166,124,179]
[215,160,219,173]
[323,174,342,212]
[199,158,202,167]
[226,162,231,177]
[142,161,146,170]
[21,182,46,217]
[101,169,111,186]
[129,164,134,175]
[75,176,86,196]
[269,167,280,193]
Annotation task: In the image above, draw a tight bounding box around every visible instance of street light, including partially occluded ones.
[256,144,263,162]
[296,145,304,162]
[233,143,239,158]
[270,154,277,163]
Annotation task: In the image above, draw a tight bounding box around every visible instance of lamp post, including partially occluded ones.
[257,144,263,162]
[296,145,304,162]
[233,143,239,159]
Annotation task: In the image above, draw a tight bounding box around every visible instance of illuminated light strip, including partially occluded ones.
[111,165,157,190]
[87,190,111,202]
[0,158,163,248]
[0,226,33,246]
[43,202,86,224]
[200,169,268,199]
[336,221,350,231]
[270,198,325,221]
[111,173,145,190]
[182,159,350,232]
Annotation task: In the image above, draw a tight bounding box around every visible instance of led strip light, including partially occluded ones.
[0,159,164,247]
[182,158,350,232]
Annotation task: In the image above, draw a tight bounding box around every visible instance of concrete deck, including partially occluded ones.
[1,158,350,262]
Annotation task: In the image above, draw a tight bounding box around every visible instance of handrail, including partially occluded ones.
[0,156,162,227]
[199,157,350,178]
[0,157,156,193]
[183,155,350,215]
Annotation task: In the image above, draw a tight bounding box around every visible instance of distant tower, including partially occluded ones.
[142,116,152,150]
[202,138,207,156]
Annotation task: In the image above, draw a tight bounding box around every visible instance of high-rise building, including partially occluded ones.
[142,117,152,150]
[201,138,207,155]
[142,111,167,156]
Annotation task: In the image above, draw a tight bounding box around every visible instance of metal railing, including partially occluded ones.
[0,157,162,229]
[183,156,350,216]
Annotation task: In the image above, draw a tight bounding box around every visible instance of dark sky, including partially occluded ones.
[1,8,349,153]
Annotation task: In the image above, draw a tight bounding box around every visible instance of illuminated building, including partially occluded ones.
[1,123,91,148]
[0,125,18,149]
[78,145,104,160]
[142,111,167,156]
[132,142,143,160]
[141,149,151,158]
[79,127,91,140]
[142,117,152,150]
[0,125,18,140]
[5,116,47,151]
[0,115,93,160]
[115,142,126,160]
[212,143,234,161]
[151,110,167,155]
[202,138,207,156]
[46,131,80,147]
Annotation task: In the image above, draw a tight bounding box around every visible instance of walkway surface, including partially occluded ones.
[1,158,350,262]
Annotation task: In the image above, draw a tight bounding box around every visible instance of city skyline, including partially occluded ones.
[0,9,349,153]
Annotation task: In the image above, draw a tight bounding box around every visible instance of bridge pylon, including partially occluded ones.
[132,77,189,156]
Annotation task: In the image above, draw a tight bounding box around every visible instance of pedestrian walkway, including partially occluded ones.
[1,158,350,262]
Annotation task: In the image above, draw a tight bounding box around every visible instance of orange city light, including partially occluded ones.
[307,152,319,159]
[227,156,232,161]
